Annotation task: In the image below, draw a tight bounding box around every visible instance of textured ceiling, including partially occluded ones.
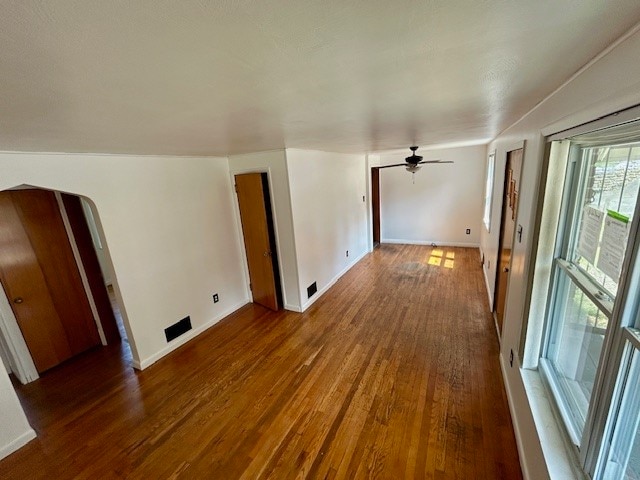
[1,1,640,156]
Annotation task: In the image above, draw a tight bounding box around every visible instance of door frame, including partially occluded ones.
[492,141,526,335]
[0,188,123,383]
[228,168,285,308]
[0,282,37,383]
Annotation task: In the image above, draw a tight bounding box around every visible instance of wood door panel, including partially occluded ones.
[0,193,73,372]
[235,174,278,311]
[12,190,101,354]
[494,149,523,335]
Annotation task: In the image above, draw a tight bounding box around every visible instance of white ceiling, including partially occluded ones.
[1,1,640,157]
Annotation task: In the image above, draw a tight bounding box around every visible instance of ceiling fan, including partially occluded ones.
[379,146,453,173]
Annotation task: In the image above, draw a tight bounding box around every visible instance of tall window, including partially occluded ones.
[483,151,496,232]
[539,119,640,478]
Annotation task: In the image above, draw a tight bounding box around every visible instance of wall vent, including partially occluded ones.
[165,316,192,342]
[307,282,317,299]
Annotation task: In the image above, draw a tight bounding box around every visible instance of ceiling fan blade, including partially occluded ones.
[417,160,454,164]
[378,163,407,169]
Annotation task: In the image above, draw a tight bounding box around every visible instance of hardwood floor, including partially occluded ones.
[0,245,522,479]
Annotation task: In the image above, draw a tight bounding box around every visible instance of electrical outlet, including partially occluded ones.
[213,293,219,303]
[346,250,349,257]
[466,228,471,235]
[509,349,514,367]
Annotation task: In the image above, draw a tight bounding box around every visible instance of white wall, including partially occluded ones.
[0,151,249,458]
[0,368,35,460]
[286,149,369,310]
[228,150,302,311]
[379,145,485,246]
[0,153,248,368]
[480,26,640,480]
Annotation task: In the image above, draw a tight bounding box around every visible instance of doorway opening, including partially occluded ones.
[0,187,131,385]
[234,172,283,311]
[493,148,524,338]
[371,167,381,248]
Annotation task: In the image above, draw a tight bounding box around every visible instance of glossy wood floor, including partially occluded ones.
[0,245,522,479]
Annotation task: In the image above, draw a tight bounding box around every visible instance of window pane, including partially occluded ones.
[546,270,608,439]
[601,343,640,480]
[483,153,495,232]
[572,145,640,296]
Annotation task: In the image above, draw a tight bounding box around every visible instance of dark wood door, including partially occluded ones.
[0,189,101,373]
[235,174,279,311]
[494,149,523,335]
[372,167,381,247]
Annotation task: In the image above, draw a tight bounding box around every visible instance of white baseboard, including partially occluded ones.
[381,238,480,248]
[0,429,36,461]
[300,250,368,312]
[284,303,303,313]
[483,265,494,309]
[134,299,249,370]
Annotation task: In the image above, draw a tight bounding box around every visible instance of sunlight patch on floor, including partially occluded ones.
[427,249,455,269]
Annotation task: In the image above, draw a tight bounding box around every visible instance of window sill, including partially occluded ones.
[521,368,588,480]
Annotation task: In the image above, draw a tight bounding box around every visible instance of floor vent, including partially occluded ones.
[165,316,192,342]
[307,282,317,299]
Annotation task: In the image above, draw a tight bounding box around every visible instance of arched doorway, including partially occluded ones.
[0,187,131,382]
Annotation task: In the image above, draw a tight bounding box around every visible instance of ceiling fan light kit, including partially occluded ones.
[378,146,454,182]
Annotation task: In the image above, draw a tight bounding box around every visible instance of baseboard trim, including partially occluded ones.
[381,239,480,248]
[283,303,303,313]
[300,250,368,312]
[0,429,36,461]
[134,299,249,370]
[483,265,493,308]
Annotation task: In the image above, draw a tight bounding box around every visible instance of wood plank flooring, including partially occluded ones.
[0,245,522,479]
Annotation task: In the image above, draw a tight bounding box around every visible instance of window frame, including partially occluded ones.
[483,150,496,233]
[537,117,640,477]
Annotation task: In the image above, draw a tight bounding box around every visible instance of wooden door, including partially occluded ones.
[235,174,279,311]
[0,189,101,373]
[372,168,381,247]
[494,149,523,335]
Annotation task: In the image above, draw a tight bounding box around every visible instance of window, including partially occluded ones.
[537,118,640,478]
[598,329,640,479]
[483,151,496,232]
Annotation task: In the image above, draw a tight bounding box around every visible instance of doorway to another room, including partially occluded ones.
[234,173,283,311]
[0,188,131,384]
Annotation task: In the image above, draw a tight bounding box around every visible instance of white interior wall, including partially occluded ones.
[0,151,249,459]
[379,145,486,246]
[479,26,640,480]
[228,150,302,311]
[286,149,368,310]
[0,367,34,460]
[0,153,248,369]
